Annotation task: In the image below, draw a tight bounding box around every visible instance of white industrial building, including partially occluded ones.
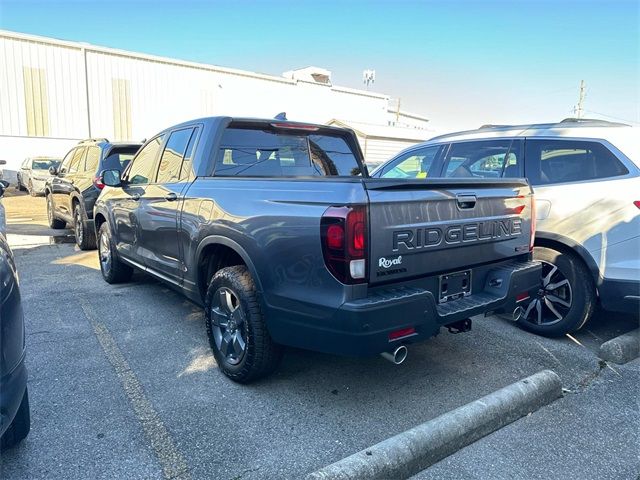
[0,30,432,178]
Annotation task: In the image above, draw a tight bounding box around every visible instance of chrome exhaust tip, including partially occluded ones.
[381,345,408,365]
[512,306,524,322]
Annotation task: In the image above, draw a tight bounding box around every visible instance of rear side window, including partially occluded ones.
[525,139,629,185]
[214,128,362,177]
[442,140,521,178]
[379,145,441,179]
[84,147,100,173]
[103,146,140,172]
[156,128,195,183]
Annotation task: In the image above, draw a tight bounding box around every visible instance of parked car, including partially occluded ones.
[0,179,30,450]
[372,118,640,336]
[17,157,61,196]
[94,116,540,383]
[45,138,142,250]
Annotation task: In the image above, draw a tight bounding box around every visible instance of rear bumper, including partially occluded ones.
[0,355,27,438]
[269,258,541,356]
[599,278,640,314]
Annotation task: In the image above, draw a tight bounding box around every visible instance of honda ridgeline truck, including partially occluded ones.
[94,117,541,383]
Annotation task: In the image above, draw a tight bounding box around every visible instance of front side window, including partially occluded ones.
[67,147,86,174]
[156,128,195,183]
[59,149,75,174]
[214,128,362,177]
[442,140,520,178]
[127,136,165,185]
[525,139,629,185]
[380,146,441,179]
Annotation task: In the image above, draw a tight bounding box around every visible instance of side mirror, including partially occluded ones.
[49,166,58,176]
[101,169,122,187]
[0,179,9,198]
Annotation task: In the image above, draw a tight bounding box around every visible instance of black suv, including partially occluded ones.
[45,139,141,250]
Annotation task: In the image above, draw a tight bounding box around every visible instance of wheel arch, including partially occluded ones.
[195,236,263,302]
[535,232,601,286]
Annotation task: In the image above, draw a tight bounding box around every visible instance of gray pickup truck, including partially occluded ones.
[94,117,541,383]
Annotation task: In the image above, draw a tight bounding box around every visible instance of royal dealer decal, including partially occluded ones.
[377,255,407,277]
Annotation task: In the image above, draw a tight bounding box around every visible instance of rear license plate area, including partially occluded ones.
[439,270,471,303]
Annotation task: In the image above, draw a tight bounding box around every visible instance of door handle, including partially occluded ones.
[165,192,178,202]
[456,194,477,209]
[131,193,141,201]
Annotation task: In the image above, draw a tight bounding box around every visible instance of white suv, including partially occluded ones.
[372,119,640,336]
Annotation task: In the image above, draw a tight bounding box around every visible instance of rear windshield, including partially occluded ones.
[214,128,363,177]
[31,158,59,170]
[103,147,140,172]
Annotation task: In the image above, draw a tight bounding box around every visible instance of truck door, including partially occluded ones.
[137,127,199,284]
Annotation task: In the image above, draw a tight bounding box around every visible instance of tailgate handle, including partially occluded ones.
[456,194,477,209]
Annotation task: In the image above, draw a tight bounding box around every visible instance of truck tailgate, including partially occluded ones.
[364,178,534,285]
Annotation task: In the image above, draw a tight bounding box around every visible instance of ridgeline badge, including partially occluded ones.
[378,256,402,269]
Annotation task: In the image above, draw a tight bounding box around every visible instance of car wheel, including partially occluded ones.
[0,387,30,450]
[18,178,25,191]
[98,222,133,283]
[74,205,96,250]
[205,266,282,383]
[517,246,596,337]
[46,194,66,229]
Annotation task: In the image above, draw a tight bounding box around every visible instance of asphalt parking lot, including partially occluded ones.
[1,191,638,480]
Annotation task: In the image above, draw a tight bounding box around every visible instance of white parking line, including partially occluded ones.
[79,300,191,480]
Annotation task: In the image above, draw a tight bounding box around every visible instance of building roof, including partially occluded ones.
[327,119,434,142]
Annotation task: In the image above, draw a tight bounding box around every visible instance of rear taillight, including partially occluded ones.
[530,195,536,252]
[93,175,105,190]
[634,201,640,209]
[321,205,368,284]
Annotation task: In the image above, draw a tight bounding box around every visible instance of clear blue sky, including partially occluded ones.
[1,0,638,130]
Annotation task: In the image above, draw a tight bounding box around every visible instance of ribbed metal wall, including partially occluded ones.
[1,30,395,144]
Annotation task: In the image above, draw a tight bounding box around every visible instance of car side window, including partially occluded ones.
[127,135,165,185]
[179,127,199,181]
[380,146,441,179]
[525,139,629,186]
[84,147,101,174]
[59,149,76,174]
[67,148,85,174]
[442,140,515,178]
[156,128,195,183]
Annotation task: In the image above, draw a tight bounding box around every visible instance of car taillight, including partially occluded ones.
[530,195,536,252]
[634,201,640,209]
[321,205,368,284]
[93,175,105,190]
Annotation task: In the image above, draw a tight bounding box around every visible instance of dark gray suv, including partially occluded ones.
[45,139,141,250]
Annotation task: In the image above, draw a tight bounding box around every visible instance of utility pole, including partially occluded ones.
[574,80,586,118]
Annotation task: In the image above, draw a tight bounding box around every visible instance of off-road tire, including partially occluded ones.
[1,387,30,450]
[74,205,97,250]
[98,222,133,284]
[517,246,596,337]
[205,266,282,383]
[46,194,66,229]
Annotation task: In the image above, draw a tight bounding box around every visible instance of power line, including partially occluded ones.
[584,110,640,125]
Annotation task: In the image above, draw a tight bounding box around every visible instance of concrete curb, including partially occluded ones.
[307,370,562,480]
[599,329,639,365]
